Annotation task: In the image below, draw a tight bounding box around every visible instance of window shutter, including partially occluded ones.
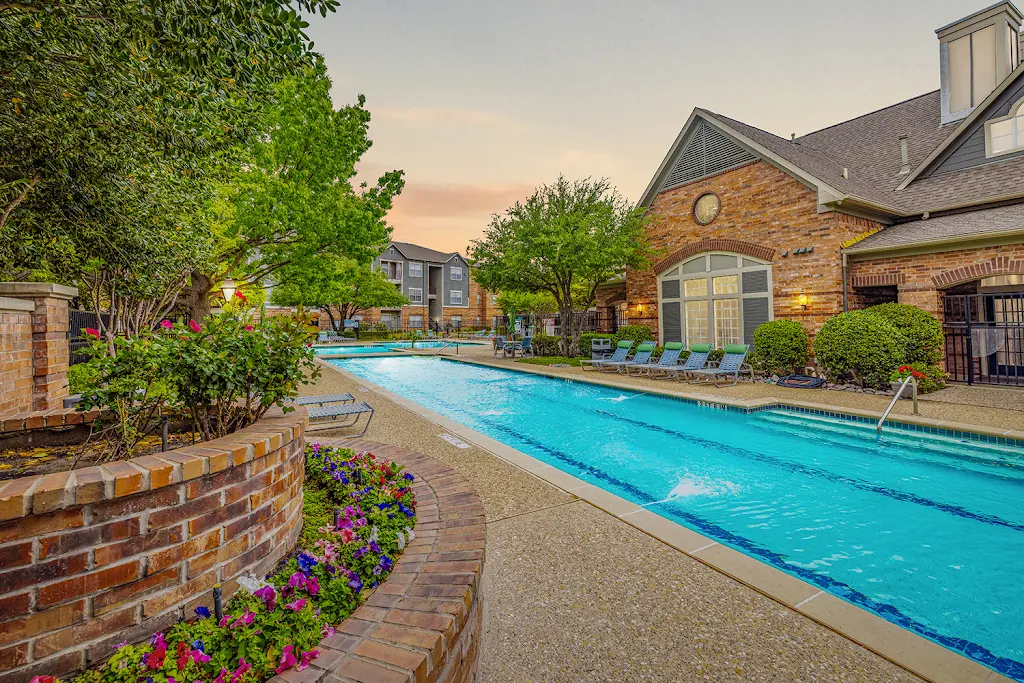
[661,279,680,299]
[743,298,770,346]
[742,270,769,294]
[662,302,682,343]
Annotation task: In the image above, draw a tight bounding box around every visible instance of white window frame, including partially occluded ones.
[450,266,463,281]
[408,261,423,277]
[985,95,1024,158]
[408,287,423,304]
[409,314,423,328]
[451,315,462,328]
[450,289,463,305]
[656,252,773,346]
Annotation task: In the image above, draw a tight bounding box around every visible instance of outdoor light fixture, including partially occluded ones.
[221,278,237,301]
[798,294,809,310]
[636,303,644,313]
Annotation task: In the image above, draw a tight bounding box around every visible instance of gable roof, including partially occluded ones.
[388,241,460,263]
[845,203,1024,253]
[642,67,1024,220]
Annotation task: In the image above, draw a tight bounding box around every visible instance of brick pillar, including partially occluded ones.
[0,283,78,411]
[0,296,35,416]
[897,285,943,322]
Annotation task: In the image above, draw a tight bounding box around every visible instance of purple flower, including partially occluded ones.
[297,552,318,574]
[348,577,363,592]
[372,565,383,576]
[231,608,255,628]
[403,473,415,481]
[369,541,380,554]
[254,585,276,609]
[284,598,307,612]
[195,606,211,619]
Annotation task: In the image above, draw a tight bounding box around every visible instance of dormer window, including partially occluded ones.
[986,96,1024,156]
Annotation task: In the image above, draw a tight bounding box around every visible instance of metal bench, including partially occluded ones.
[305,401,375,435]
[291,393,355,406]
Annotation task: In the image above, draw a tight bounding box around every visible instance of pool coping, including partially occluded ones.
[317,356,1019,683]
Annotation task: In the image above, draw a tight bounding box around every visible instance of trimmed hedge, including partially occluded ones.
[751,320,809,375]
[814,310,908,388]
[613,325,654,347]
[864,303,944,365]
[531,334,562,357]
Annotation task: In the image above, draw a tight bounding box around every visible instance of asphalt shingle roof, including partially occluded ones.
[846,203,1024,252]
[389,242,457,263]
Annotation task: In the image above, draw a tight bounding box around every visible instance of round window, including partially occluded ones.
[693,193,721,225]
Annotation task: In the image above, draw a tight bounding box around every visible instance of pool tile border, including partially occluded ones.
[318,357,1018,683]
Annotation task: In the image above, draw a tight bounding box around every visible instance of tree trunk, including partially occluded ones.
[559,304,579,357]
[183,270,214,321]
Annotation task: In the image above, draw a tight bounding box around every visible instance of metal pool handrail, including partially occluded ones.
[877,375,918,434]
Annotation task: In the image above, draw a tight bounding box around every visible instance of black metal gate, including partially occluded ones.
[68,310,104,365]
[943,293,1024,385]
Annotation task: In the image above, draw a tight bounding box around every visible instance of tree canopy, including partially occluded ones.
[469,176,652,355]
[496,290,558,317]
[270,260,408,331]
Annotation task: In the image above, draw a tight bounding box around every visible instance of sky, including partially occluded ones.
[306,0,982,255]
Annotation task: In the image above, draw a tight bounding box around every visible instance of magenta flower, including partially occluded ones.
[160,319,173,330]
[231,608,255,628]
[253,585,276,609]
[296,650,319,672]
[288,571,305,589]
[244,325,254,331]
[230,658,251,683]
[304,576,320,596]
[190,649,211,665]
[275,646,297,674]
[219,615,232,628]
[284,598,306,612]
[213,668,229,683]
[188,319,202,333]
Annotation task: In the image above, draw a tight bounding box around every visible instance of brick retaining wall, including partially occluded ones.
[0,408,308,683]
[282,438,486,683]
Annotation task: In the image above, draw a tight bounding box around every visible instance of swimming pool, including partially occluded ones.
[334,356,1024,680]
[314,341,483,355]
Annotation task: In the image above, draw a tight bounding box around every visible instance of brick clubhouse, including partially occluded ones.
[621,2,1024,383]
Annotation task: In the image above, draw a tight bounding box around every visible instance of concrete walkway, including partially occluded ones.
[303,359,928,683]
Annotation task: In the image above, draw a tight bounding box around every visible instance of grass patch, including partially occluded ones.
[518,356,582,367]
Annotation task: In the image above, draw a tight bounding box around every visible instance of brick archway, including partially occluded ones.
[654,237,775,274]
[931,257,1024,289]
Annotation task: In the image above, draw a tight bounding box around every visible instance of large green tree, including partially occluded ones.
[185,62,404,317]
[470,177,652,356]
[271,260,408,332]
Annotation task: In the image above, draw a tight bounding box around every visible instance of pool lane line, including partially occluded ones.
[323,359,1024,683]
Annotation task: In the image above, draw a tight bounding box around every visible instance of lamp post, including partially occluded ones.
[221,278,237,302]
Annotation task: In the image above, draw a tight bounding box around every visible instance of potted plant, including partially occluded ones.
[889,365,925,397]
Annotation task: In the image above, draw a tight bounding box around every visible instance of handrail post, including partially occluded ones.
[877,375,915,434]
[911,376,919,416]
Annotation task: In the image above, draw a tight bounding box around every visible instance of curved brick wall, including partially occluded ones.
[287,438,486,683]
[0,408,308,683]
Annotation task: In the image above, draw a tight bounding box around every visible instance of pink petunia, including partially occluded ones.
[339,528,356,544]
[219,615,233,628]
[275,646,297,674]
[253,585,276,610]
[304,576,320,596]
[296,650,319,672]
[190,649,211,665]
[188,319,202,333]
[213,668,229,683]
[160,319,173,330]
[288,571,305,589]
[84,327,100,338]
[283,598,306,612]
[244,325,254,331]
[231,608,255,628]
[230,658,251,683]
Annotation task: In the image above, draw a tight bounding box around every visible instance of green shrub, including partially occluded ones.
[613,325,654,347]
[813,310,908,388]
[67,362,100,395]
[751,320,809,375]
[578,333,614,356]
[531,334,562,356]
[864,303,943,365]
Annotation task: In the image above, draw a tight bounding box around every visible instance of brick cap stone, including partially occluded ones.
[0,282,79,300]
[0,406,307,522]
[0,296,35,313]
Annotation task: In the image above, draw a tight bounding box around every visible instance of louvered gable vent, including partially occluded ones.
[662,121,756,191]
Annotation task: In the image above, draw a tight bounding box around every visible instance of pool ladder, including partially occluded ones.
[877,375,919,434]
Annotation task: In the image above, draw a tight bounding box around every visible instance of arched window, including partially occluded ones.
[986,96,1024,157]
[658,253,772,347]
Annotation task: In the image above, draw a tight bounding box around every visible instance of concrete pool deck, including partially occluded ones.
[304,355,1022,683]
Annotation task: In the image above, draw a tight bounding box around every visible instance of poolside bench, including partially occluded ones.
[290,393,355,406]
[306,401,375,435]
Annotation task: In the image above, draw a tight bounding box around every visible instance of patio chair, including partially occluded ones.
[579,340,635,372]
[609,342,657,374]
[642,342,685,378]
[519,336,534,358]
[658,344,713,381]
[306,402,375,434]
[290,393,355,406]
[493,336,507,357]
[689,344,752,386]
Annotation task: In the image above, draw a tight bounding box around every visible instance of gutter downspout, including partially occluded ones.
[841,251,849,312]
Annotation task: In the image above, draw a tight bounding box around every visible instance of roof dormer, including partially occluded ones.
[938,1,1023,124]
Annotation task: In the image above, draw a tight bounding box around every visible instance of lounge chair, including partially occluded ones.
[579,340,634,372]
[689,344,752,386]
[658,344,713,381]
[306,401,375,434]
[291,393,355,406]
[493,336,507,357]
[610,342,657,374]
[519,336,534,358]
[641,342,685,378]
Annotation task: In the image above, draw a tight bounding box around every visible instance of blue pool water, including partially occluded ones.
[315,341,482,355]
[334,356,1024,679]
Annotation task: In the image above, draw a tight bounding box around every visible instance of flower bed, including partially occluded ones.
[28,444,417,683]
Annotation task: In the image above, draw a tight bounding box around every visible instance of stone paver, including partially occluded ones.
[303,360,929,683]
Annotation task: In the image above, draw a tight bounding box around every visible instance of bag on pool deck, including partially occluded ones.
[776,374,825,389]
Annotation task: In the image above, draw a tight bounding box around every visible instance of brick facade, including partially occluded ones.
[0,284,76,413]
[0,299,35,417]
[628,161,884,340]
[0,408,307,683]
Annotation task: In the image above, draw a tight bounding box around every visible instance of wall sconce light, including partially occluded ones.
[636,303,645,314]
[797,294,809,310]
[221,278,237,301]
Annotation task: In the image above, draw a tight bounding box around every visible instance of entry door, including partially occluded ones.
[987,294,1024,377]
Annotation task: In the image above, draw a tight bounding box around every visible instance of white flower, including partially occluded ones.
[396,531,406,550]
[369,525,379,543]
[404,526,415,541]
[237,574,270,594]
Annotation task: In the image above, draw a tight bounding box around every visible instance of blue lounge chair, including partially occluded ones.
[654,344,713,381]
[642,342,685,378]
[614,342,657,375]
[689,344,752,386]
[580,340,634,372]
[493,335,507,357]
[519,336,534,358]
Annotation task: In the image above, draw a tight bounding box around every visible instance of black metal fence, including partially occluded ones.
[68,310,106,365]
[943,293,1024,386]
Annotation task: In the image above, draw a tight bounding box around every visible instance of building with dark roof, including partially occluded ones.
[626,1,1024,385]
